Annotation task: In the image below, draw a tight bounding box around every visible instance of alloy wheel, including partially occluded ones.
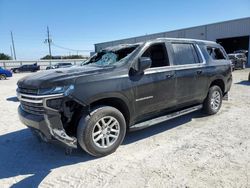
[92,116,120,148]
[210,90,221,110]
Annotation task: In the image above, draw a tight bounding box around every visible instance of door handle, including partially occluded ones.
[166,73,175,78]
[196,70,203,75]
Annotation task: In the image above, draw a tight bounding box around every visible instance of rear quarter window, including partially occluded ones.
[207,47,226,60]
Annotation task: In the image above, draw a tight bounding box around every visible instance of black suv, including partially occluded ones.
[12,63,40,73]
[17,38,232,157]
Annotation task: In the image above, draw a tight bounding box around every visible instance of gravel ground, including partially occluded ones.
[0,69,250,188]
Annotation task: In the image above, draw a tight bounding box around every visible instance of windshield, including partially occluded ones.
[82,45,138,67]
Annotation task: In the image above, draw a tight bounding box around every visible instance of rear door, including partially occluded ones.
[170,42,207,106]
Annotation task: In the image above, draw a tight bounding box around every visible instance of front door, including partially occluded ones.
[131,42,176,120]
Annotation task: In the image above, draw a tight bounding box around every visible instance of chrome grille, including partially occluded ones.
[17,88,64,115]
[21,101,45,115]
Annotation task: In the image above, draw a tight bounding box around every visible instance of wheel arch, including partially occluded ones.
[89,96,131,128]
[209,79,225,94]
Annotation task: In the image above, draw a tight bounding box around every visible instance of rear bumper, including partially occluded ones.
[18,105,77,148]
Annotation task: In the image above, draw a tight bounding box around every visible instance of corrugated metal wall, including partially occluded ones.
[95,17,250,52]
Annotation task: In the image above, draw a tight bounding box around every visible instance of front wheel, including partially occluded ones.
[0,74,6,80]
[77,106,126,157]
[203,85,223,115]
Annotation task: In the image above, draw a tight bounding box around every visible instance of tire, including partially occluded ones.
[0,74,6,80]
[248,73,250,81]
[77,106,126,157]
[242,63,246,69]
[203,85,223,115]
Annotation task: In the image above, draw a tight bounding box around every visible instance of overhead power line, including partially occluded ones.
[51,42,93,52]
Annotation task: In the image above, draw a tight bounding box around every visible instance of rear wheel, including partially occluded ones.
[203,85,222,115]
[0,74,6,80]
[77,106,126,157]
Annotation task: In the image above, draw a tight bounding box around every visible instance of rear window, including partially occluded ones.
[207,47,226,60]
[172,43,200,65]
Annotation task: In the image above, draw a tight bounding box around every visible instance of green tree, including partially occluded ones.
[41,54,86,60]
[62,55,85,59]
[0,53,12,60]
[40,55,54,60]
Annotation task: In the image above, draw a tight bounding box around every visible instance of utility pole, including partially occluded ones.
[10,31,16,60]
[10,45,13,59]
[45,26,52,58]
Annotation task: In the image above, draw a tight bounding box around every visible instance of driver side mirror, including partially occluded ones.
[136,57,152,74]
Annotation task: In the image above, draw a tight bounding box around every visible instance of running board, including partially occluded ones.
[130,104,203,131]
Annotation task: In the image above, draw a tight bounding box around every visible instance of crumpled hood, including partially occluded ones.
[17,65,112,89]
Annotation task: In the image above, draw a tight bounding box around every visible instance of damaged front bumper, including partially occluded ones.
[17,92,78,149]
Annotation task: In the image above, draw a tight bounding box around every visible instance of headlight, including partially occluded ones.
[38,85,74,95]
[64,85,75,96]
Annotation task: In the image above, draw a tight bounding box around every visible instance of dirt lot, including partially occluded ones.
[0,69,249,188]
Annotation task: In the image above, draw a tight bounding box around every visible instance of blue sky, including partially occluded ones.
[0,0,249,60]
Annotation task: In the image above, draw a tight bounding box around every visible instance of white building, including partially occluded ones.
[94,17,250,65]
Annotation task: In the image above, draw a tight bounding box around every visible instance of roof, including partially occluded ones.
[153,37,217,45]
[102,43,142,51]
[101,37,217,51]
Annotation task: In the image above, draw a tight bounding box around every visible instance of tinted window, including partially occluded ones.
[228,55,236,60]
[172,43,199,65]
[141,43,169,68]
[207,47,226,60]
[236,54,245,58]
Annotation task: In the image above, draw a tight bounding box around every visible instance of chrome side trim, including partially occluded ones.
[135,96,154,102]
